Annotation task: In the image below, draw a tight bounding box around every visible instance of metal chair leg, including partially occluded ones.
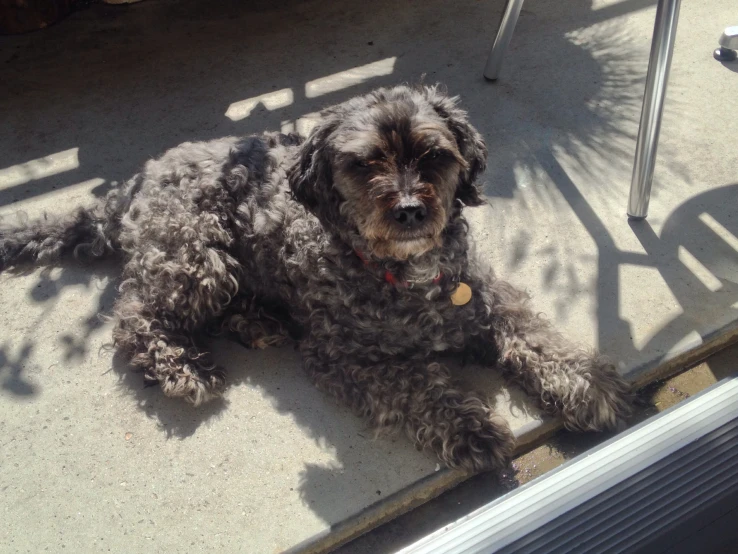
[627,0,682,220]
[483,0,525,81]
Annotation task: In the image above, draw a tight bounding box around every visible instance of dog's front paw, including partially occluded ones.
[559,356,633,432]
[432,401,516,473]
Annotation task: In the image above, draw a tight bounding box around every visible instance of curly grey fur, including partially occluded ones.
[0,85,631,472]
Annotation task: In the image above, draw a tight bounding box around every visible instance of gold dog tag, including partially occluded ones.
[450,282,472,306]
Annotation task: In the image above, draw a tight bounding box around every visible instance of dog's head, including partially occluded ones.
[289,85,487,260]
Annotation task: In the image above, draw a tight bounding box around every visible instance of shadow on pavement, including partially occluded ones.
[2,0,736,541]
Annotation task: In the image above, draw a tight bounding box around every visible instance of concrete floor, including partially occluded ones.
[1,0,737,552]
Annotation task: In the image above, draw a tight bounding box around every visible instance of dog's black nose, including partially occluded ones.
[393,202,427,228]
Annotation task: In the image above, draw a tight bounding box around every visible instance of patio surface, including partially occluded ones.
[1,0,737,552]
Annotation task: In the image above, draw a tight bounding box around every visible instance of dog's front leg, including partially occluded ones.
[465,277,632,432]
[300,337,515,472]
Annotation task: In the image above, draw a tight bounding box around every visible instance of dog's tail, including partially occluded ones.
[0,182,133,272]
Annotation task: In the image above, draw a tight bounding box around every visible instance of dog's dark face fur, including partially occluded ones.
[289,86,488,260]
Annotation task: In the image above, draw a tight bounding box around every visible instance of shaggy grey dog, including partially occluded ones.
[0,85,630,472]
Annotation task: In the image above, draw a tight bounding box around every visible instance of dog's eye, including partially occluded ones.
[423,149,447,161]
[354,159,369,168]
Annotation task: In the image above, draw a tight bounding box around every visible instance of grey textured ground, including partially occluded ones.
[1,0,736,552]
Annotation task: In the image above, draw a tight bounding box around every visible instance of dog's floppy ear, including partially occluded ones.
[423,86,488,206]
[288,112,344,228]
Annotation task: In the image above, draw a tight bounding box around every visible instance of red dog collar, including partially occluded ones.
[354,250,442,288]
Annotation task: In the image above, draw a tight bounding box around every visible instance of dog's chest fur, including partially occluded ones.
[243,213,477,357]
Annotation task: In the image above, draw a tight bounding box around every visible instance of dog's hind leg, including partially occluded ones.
[114,297,225,405]
[112,245,241,405]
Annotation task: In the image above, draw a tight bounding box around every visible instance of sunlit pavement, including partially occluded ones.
[1,1,736,551]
